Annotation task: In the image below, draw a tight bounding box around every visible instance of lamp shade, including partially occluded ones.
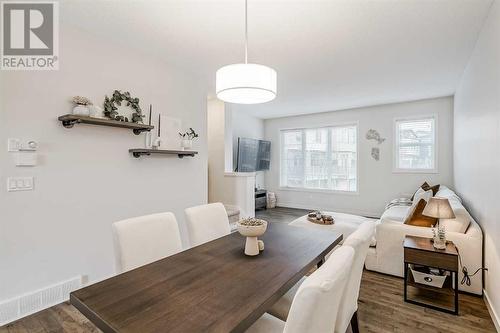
[216,63,277,104]
[422,197,456,219]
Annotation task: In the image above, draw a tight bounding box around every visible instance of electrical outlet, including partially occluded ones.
[7,177,34,192]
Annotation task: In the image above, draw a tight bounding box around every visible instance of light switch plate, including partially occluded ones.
[7,177,34,192]
[8,138,20,152]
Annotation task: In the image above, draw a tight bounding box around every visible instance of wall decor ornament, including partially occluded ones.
[103,90,144,123]
[366,129,385,144]
[371,147,380,161]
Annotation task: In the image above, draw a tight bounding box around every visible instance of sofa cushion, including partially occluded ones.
[413,188,433,204]
[435,186,462,203]
[380,205,410,223]
[433,186,470,233]
[439,197,471,233]
[404,199,438,227]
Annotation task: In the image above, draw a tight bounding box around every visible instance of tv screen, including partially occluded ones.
[236,137,271,172]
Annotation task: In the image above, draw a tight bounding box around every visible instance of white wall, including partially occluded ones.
[454,0,500,327]
[264,97,454,217]
[229,106,266,189]
[207,100,256,218]
[0,24,208,301]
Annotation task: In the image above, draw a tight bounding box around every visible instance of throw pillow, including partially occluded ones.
[404,199,438,228]
[413,188,433,204]
[411,182,440,199]
[425,183,441,196]
[411,182,429,200]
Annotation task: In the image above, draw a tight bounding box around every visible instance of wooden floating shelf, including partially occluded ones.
[58,114,154,135]
[129,149,198,159]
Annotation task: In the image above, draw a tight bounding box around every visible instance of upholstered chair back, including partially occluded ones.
[335,221,375,333]
[112,212,183,273]
[284,246,355,333]
[185,202,231,247]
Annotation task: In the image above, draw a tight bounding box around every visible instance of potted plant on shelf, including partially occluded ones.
[179,128,199,150]
[72,96,92,116]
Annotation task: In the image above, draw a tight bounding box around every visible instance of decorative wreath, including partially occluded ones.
[103,90,143,123]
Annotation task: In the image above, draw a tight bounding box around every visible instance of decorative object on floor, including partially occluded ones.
[144,105,153,148]
[236,217,267,256]
[152,114,162,149]
[215,0,277,104]
[366,129,385,144]
[266,191,276,209]
[103,90,144,123]
[71,96,92,116]
[179,128,198,150]
[371,147,380,161]
[307,211,334,225]
[422,197,456,249]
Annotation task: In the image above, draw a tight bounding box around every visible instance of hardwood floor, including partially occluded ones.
[1,207,495,333]
[256,206,309,222]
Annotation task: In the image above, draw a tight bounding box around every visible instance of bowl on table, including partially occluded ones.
[237,218,268,256]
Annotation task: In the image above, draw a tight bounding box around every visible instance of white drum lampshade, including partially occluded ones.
[216,63,277,104]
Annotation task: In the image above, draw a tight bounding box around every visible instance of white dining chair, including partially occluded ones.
[184,202,231,247]
[112,212,183,273]
[335,221,375,333]
[245,246,355,333]
[267,221,375,333]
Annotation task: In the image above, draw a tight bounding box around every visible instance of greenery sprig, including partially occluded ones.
[179,128,199,140]
[103,90,143,123]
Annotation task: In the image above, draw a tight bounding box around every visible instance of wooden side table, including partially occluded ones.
[403,235,459,315]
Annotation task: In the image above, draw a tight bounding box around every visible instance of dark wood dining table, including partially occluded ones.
[70,222,343,333]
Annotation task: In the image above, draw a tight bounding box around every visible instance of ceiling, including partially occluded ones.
[63,0,493,119]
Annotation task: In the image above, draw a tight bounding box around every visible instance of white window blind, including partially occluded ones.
[394,117,436,171]
[281,125,357,192]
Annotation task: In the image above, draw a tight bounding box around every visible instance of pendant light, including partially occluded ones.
[216,0,277,104]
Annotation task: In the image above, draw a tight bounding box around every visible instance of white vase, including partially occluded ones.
[88,105,104,118]
[181,139,193,150]
[72,105,90,116]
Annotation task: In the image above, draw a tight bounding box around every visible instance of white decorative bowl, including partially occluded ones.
[237,219,267,256]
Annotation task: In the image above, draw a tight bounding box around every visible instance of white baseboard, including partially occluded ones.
[484,289,500,332]
[0,276,82,326]
[277,201,381,219]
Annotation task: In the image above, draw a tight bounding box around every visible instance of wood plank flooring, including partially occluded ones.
[1,207,495,333]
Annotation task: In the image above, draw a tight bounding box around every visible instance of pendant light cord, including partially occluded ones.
[245,0,248,64]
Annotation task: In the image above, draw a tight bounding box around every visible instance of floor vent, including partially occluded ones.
[0,276,82,326]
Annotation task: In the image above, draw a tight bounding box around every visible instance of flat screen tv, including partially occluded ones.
[236,137,271,172]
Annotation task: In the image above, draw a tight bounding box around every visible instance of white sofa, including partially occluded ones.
[365,186,483,295]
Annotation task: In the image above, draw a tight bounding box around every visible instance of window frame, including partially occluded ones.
[279,122,359,194]
[393,114,438,174]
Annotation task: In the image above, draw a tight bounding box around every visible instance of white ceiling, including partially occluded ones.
[63,0,493,119]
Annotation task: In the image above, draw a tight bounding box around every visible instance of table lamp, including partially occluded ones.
[422,197,456,249]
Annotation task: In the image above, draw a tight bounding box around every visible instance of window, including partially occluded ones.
[280,125,357,192]
[394,116,436,172]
